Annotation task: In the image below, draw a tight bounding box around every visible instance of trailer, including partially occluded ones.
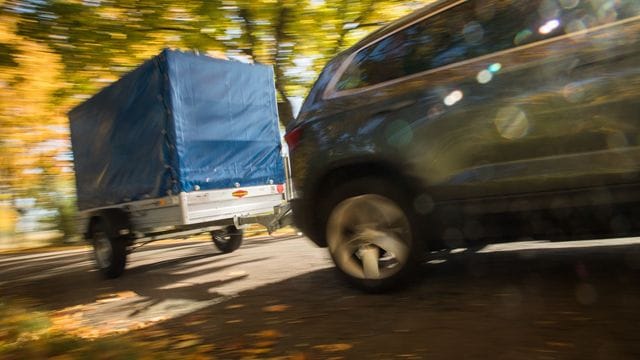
[69,49,292,278]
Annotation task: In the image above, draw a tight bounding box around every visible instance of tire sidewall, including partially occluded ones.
[90,219,127,279]
[322,177,424,292]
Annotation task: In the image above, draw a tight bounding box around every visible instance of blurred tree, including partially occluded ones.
[5,0,432,125]
[0,8,74,243]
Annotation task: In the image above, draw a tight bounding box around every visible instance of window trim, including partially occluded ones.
[322,0,640,100]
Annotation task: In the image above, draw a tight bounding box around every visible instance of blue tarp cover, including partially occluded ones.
[69,49,285,211]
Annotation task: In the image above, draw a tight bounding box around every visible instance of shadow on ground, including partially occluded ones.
[0,243,267,309]
[140,242,640,359]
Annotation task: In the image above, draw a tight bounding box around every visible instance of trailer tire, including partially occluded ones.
[90,218,128,279]
[211,226,243,254]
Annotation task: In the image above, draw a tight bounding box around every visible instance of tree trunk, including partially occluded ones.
[273,3,294,128]
[277,96,294,128]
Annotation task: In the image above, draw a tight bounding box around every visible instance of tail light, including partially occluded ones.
[284,126,303,152]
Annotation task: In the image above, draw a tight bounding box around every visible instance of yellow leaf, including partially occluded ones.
[262,304,290,313]
[145,339,171,350]
[225,304,245,310]
[96,291,137,303]
[252,329,282,339]
[173,339,202,350]
[187,320,206,326]
[196,344,216,353]
[312,343,353,352]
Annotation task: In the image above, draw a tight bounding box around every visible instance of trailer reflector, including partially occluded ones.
[232,190,249,198]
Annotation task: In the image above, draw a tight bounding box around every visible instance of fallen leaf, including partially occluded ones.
[312,343,352,352]
[173,339,202,350]
[196,344,216,353]
[225,304,245,310]
[54,305,90,316]
[186,320,206,326]
[253,329,282,339]
[263,304,290,313]
[96,291,137,303]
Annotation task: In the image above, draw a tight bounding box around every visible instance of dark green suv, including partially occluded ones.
[285,0,640,291]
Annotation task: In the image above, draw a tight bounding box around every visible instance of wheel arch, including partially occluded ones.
[87,208,133,241]
[306,159,422,247]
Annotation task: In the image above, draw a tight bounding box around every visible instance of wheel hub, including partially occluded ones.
[327,194,412,280]
[94,233,112,269]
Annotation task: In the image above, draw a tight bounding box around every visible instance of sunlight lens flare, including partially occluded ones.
[539,19,561,34]
[444,90,464,106]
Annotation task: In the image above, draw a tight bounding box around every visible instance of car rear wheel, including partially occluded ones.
[325,178,423,292]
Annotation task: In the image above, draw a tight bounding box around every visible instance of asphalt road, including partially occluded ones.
[2,234,640,359]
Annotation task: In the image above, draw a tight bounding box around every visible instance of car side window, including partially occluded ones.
[334,1,535,92]
[333,0,640,94]
[335,2,477,91]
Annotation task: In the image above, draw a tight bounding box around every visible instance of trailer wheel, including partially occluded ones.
[211,226,243,253]
[91,218,127,279]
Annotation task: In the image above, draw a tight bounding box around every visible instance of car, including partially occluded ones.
[285,0,640,292]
